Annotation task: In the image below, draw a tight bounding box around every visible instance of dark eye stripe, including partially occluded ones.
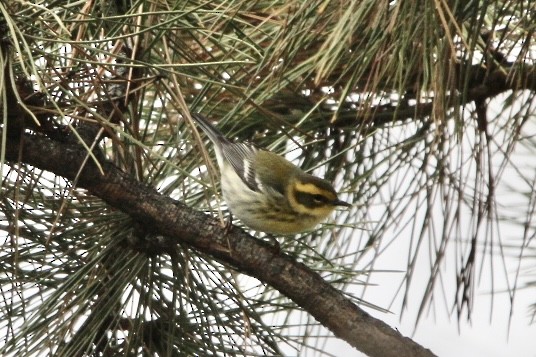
[294,191,328,209]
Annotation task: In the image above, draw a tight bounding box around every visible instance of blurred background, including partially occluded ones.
[0,1,534,355]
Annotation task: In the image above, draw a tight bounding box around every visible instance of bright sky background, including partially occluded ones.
[326,241,536,356]
[323,96,536,356]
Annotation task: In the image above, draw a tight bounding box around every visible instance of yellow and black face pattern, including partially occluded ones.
[287,174,350,219]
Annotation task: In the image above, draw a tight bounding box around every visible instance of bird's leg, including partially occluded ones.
[222,213,280,253]
[219,213,234,253]
[224,212,234,235]
[265,234,281,253]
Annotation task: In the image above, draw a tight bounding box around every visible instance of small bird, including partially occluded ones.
[190,113,350,234]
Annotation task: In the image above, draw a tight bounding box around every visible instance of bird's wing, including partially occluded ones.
[221,142,260,192]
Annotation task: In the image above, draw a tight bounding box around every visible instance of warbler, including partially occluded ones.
[190,113,350,234]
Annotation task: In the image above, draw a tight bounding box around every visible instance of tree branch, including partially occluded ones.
[3,130,436,357]
[329,63,536,128]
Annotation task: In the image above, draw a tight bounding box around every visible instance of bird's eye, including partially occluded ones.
[312,194,326,203]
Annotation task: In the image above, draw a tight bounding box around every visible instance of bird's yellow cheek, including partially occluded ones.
[308,205,336,220]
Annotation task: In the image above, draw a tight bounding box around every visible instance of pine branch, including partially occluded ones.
[2,128,436,357]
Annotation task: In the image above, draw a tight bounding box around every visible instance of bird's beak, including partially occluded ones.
[333,199,351,208]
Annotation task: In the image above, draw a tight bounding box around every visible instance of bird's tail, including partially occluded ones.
[190,113,230,145]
